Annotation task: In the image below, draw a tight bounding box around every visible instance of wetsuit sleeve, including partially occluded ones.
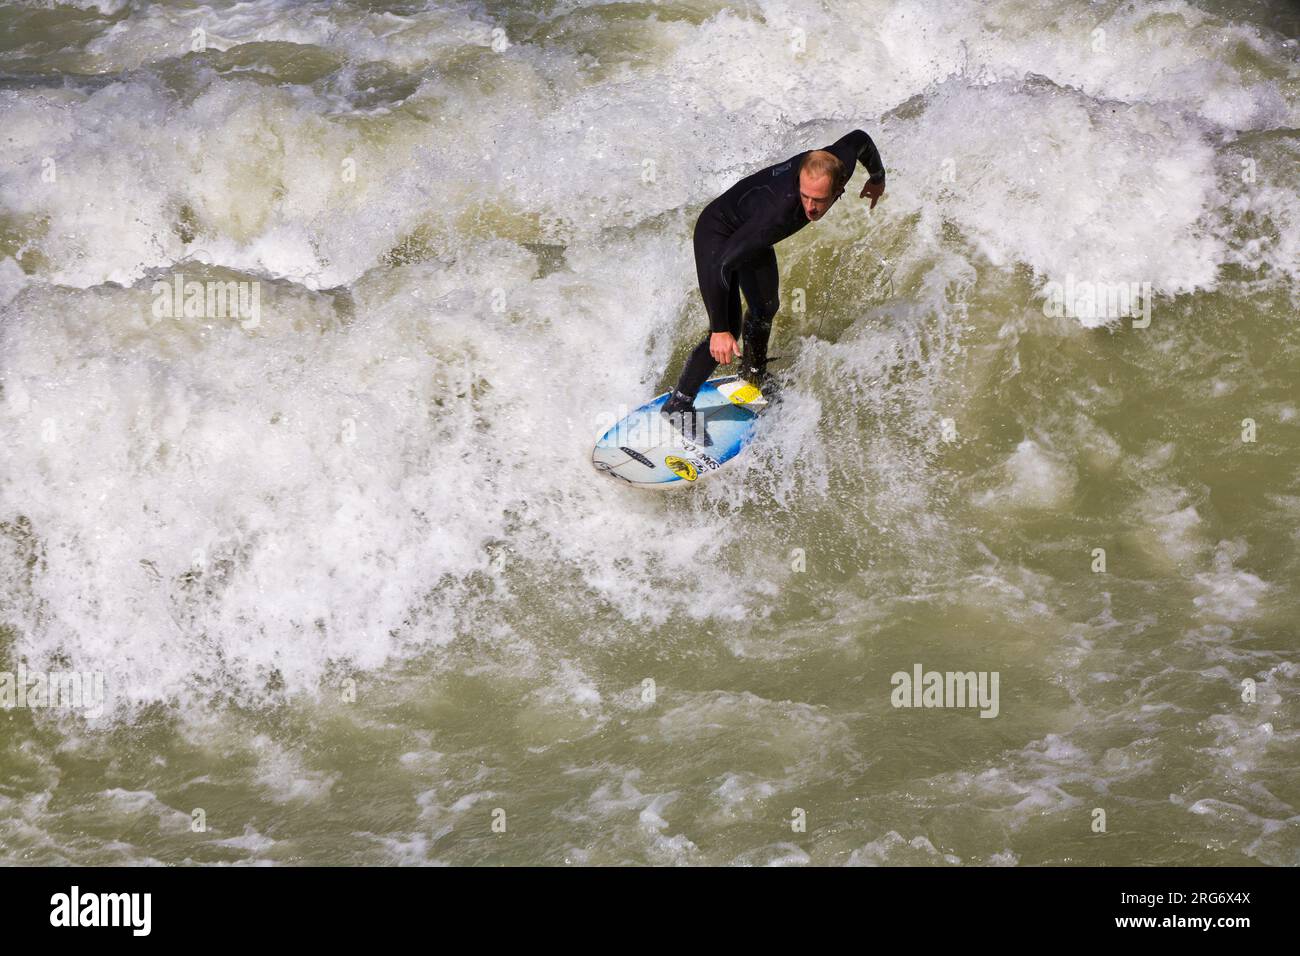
[828,129,886,185]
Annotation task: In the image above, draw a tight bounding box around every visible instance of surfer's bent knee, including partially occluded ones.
[745,301,778,328]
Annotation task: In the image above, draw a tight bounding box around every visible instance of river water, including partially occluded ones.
[1,0,1297,865]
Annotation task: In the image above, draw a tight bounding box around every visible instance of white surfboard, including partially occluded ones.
[592,375,769,488]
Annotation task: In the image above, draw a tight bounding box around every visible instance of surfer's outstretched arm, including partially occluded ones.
[828,129,887,208]
[828,128,886,184]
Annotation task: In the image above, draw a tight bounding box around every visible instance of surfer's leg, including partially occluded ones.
[668,216,742,409]
[738,247,779,387]
[672,279,740,403]
[663,283,735,446]
[670,339,712,406]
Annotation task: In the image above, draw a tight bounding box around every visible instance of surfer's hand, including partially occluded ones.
[710,331,742,365]
[860,179,885,209]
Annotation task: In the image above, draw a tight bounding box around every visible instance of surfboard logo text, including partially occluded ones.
[619,446,654,469]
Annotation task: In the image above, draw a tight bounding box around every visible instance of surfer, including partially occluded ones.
[661,129,886,441]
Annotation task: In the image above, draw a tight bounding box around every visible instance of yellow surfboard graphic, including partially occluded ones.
[726,383,762,405]
[664,455,698,481]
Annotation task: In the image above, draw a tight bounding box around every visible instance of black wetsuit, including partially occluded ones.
[671,129,886,402]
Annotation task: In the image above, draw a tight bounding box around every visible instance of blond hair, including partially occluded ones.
[800,149,846,192]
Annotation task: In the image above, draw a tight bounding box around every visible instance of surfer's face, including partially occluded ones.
[800,172,838,221]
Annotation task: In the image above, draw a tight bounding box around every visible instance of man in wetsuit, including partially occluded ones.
[662,129,886,441]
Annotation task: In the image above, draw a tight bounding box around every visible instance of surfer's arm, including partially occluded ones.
[829,129,886,185]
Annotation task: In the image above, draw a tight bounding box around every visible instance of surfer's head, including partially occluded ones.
[799,150,846,221]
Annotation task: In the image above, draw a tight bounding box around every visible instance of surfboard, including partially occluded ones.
[592,375,769,488]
